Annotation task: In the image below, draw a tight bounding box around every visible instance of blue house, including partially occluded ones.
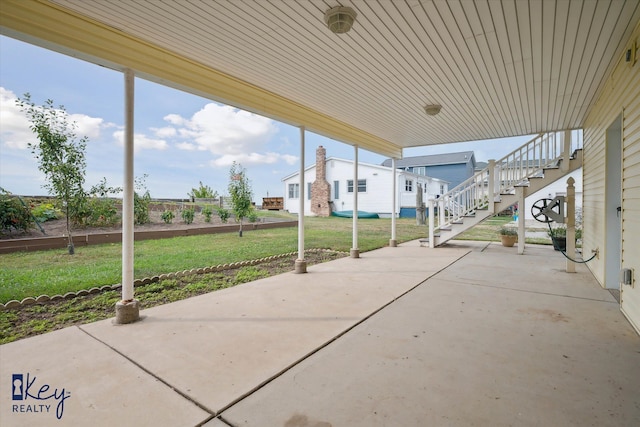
[382,151,476,190]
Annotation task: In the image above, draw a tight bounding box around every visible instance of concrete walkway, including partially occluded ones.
[1,241,638,426]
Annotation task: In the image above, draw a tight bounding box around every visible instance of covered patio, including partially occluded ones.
[1,1,639,424]
[1,241,638,426]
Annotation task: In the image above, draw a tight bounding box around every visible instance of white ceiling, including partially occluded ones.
[5,0,640,154]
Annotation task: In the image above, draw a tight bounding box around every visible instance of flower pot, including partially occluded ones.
[552,237,566,251]
[500,235,517,247]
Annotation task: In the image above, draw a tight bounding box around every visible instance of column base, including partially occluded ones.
[294,259,307,274]
[114,299,141,324]
[350,248,360,258]
[389,239,397,247]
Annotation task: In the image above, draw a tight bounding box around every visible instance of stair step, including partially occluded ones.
[452,220,464,224]
[439,226,452,231]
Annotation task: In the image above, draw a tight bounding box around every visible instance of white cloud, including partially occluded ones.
[152,126,177,138]
[113,130,168,152]
[210,151,298,167]
[164,113,187,126]
[176,142,196,151]
[165,103,282,163]
[0,87,106,149]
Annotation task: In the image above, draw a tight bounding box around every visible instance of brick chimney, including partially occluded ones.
[311,146,332,216]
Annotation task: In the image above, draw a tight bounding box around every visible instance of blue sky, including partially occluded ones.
[0,35,533,201]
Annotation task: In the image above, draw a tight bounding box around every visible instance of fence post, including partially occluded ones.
[562,129,572,173]
[488,159,496,213]
[428,198,435,249]
[566,177,576,273]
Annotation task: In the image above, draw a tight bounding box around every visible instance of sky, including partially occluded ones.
[0,35,535,202]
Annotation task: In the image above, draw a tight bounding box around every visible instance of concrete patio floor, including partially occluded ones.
[1,240,638,426]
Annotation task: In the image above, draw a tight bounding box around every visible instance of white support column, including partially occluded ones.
[351,145,360,258]
[390,157,397,247]
[428,198,435,248]
[487,159,496,212]
[115,68,140,324]
[295,127,307,273]
[566,177,576,273]
[517,186,525,255]
[561,130,572,173]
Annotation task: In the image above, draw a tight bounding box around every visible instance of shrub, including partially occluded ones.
[85,198,120,227]
[188,181,218,200]
[0,190,33,234]
[161,210,175,224]
[133,175,151,225]
[202,205,213,223]
[134,191,151,225]
[181,208,195,224]
[32,202,61,223]
[216,207,230,223]
[247,209,258,223]
[85,177,121,227]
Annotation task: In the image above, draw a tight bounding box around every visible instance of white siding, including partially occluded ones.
[282,158,445,215]
[583,21,640,332]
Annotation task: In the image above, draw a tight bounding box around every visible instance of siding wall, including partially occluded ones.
[283,159,445,215]
[583,21,640,310]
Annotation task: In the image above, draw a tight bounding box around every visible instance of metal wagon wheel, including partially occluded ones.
[531,198,555,223]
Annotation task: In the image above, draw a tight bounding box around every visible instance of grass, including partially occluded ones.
[0,216,429,303]
[0,252,346,344]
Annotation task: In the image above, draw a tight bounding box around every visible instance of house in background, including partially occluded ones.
[382,151,476,189]
[282,146,448,217]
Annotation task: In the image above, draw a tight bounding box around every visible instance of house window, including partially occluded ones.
[440,184,445,194]
[347,179,367,193]
[333,180,339,199]
[307,183,312,200]
[288,183,299,199]
[405,179,413,192]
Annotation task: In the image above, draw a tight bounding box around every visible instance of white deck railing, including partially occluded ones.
[428,130,582,246]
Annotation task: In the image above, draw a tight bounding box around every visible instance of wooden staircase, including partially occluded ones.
[427,131,583,247]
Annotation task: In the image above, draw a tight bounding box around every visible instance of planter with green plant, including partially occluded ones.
[498,226,518,247]
[547,226,581,251]
[181,208,195,224]
[161,210,175,224]
[202,205,213,223]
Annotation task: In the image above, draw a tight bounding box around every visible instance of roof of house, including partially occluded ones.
[382,151,476,168]
[282,157,448,183]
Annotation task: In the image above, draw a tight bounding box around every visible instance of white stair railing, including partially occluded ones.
[429,130,582,246]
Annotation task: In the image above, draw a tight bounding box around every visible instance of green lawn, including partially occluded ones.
[0,216,429,302]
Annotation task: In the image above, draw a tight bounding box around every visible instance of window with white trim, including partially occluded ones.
[288,183,299,199]
[405,179,413,192]
[347,179,367,193]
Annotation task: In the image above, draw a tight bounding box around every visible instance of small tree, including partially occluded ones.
[188,181,218,201]
[17,93,87,254]
[228,162,253,237]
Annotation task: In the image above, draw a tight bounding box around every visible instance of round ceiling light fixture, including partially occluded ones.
[424,104,442,116]
[324,6,357,34]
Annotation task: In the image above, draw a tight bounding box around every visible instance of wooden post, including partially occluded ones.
[428,198,435,249]
[390,157,397,247]
[566,177,576,273]
[351,145,359,258]
[295,127,307,273]
[517,186,525,255]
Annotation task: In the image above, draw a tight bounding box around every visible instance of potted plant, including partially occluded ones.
[498,226,518,247]
[548,226,581,251]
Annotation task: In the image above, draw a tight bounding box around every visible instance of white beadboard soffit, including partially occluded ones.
[49,0,640,149]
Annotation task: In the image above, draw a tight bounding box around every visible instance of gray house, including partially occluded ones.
[382,151,476,189]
